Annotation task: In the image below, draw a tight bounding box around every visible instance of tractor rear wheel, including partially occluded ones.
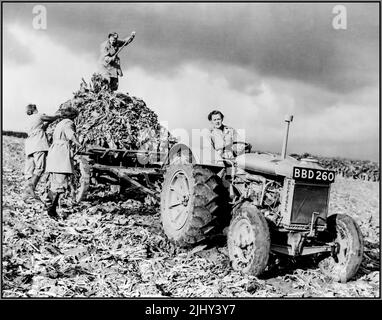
[160,163,230,247]
[227,203,270,276]
[318,214,364,283]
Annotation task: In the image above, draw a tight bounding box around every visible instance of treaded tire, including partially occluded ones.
[73,155,91,202]
[227,203,270,276]
[318,214,364,283]
[160,163,230,247]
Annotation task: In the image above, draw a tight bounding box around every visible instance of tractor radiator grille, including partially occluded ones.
[290,183,330,226]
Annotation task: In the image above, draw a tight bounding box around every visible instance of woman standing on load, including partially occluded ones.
[44,106,82,220]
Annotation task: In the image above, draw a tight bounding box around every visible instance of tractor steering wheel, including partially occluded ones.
[231,141,252,157]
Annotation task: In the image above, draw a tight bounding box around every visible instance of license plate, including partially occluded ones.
[293,167,335,183]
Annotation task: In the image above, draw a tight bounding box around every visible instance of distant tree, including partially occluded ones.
[2,130,27,138]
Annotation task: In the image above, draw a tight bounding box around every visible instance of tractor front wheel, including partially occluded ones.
[318,214,364,283]
[227,203,270,276]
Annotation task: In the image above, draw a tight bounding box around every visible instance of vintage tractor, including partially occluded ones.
[160,115,364,282]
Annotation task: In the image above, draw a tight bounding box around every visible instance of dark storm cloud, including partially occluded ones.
[3,3,379,94]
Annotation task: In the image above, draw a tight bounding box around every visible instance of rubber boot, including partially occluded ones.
[31,174,41,190]
[68,180,77,205]
[30,174,42,202]
[45,191,60,220]
[22,178,37,201]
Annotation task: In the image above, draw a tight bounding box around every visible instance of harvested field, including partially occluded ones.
[2,135,380,298]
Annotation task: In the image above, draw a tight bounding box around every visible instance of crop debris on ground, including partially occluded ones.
[2,135,379,298]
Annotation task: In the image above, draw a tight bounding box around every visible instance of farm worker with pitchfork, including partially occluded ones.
[44,106,82,220]
[99,31,136,91]
[23,104,62,201]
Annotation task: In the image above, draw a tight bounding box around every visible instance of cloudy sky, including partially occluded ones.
[2,2,380,161]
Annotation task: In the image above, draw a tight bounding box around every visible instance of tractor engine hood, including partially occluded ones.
[235,153,322,178]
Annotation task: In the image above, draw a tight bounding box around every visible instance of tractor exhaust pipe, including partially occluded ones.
[281,115,293,159]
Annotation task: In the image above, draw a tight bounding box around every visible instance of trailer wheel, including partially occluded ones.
[227,203,270,276]
[318,214,364,283]
[160,164,230,247]
[73,155,91,202]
